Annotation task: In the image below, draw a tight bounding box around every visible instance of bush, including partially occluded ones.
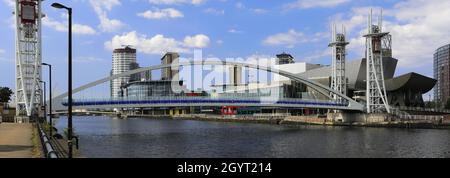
[445,99,450,109]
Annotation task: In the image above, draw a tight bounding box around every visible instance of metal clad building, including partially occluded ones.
[434,44,450,106]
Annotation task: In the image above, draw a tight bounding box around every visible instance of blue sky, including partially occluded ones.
[1,0,449,98]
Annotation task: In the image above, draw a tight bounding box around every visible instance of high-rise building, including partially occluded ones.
[229,65,242,86]
[434,44,450,106]
[111,47,136,98]
[161,52,179,81]
[276,53,295,65]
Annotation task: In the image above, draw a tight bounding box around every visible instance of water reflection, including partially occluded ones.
[55,116,450,158]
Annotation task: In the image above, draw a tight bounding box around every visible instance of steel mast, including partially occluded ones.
[15,0,43,120]
[329,23,349,102]
[363,9,391,113]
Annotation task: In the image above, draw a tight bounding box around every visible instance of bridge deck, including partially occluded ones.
[60,97,354,110]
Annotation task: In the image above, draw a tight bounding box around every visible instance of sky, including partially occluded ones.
[1,0,449,98]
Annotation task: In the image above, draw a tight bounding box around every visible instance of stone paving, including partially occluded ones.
[0,123,34,158]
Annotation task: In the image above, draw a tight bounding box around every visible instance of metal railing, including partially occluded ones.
[36,121,58,158]
[392,106,450,114]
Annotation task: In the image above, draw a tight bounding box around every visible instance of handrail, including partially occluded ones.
[36,121,58,158]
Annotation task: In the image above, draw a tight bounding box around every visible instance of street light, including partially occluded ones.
[42,63,53,137]
[39,80,46,124]
[51,2,73,158]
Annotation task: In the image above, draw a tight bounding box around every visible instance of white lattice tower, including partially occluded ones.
[329,24,349,102]
[15,0,43,117]
[363,9,391,114]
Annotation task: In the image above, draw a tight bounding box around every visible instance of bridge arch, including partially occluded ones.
[52,61,364,111]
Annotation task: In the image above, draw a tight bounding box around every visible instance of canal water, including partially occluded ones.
[55,116,450,158]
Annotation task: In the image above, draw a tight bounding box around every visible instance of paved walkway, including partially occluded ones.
[0,123,34,158]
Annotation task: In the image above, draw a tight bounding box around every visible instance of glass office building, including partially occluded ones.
[123,80,184,99]
[434,44,450,106]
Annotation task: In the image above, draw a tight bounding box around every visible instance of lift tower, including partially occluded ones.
[14,0,43,120]
[329,24,349,102]
[363,9,391,114]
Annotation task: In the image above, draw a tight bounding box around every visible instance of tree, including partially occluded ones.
[445,99,450,110]
[0,87,13,103]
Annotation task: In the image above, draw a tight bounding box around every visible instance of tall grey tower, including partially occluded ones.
[363,9,391,113]
[15,0,43,119]
[111,46,136,98]
[329,24,349,101]
[161,52,180,81]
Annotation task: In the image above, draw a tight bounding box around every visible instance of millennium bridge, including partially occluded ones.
[51,61,364,112]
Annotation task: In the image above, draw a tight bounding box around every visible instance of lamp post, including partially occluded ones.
[51,2,73,158]
[39,80,46,123]
[42,63,52,137]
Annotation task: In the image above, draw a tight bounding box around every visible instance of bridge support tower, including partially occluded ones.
[363,9,391,114]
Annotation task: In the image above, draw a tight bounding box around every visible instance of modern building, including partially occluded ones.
[123,80,185,98]
[300,57,436,107]
[274,62,322,81]
[161,52,180,81]
[111,46,137,98]
[276,52,295,65]
[434,44,450,106]
[129,62,152,82]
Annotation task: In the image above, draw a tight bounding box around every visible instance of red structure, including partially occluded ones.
[221,106,239,115]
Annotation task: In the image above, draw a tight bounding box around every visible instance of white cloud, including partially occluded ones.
[250,8,268,14]
[262,29,306,48]
[148,0,206,5]
[89,0,124,32]
[90,0,121,12]
[73,24,97,35]
[234,2,267,14]
[7,15,15,29]
[3,0,14,7]
[98,15,124,33]
[74,56,105,63]
[184,34,210,48]
[235,2,245,9]
[0,48,11,63]
[203,8,225,15]
[42,17,67,32]
[228,28,243,34]
[138,8,184,19]
[284,0,350,9]
[304,48,331,62]
[104,31,210,55]
[42,17,96,35]
[334,0,450,68]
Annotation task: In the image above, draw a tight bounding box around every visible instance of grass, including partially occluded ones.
[31,124,42,158]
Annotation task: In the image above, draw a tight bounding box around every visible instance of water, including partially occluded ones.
[55,116,450,158]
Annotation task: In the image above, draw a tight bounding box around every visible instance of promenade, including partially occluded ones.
[0,123,34,158]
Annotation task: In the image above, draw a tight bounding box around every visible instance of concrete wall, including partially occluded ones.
[0,105,16,122]
[327,112,388,123]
